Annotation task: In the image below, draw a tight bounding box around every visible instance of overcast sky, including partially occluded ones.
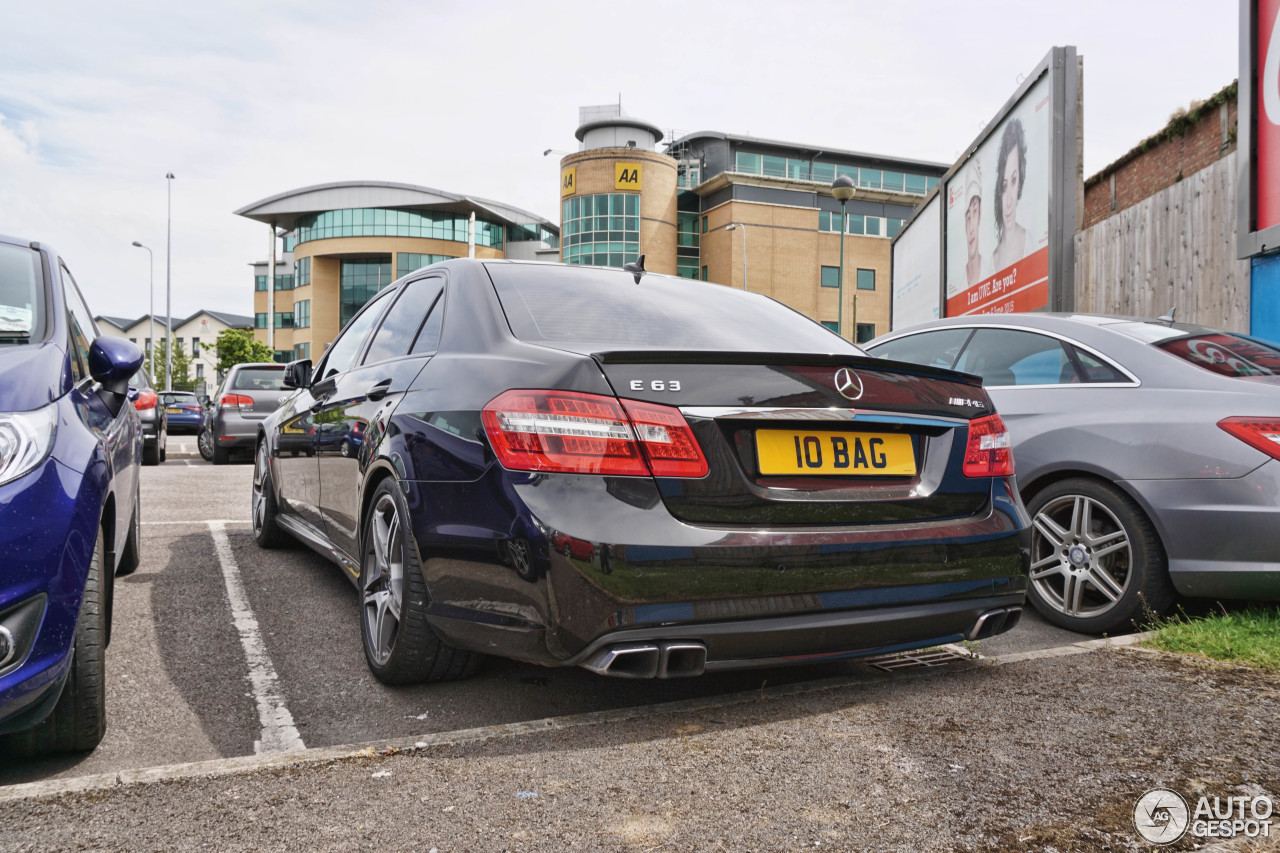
[0,0,1239,322]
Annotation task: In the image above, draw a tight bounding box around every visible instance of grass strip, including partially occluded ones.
[1143,606,1280,671]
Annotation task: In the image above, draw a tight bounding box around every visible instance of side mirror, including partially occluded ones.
[89,338,144,416]
[127,386,140,402]
[283,358,313,389]
[198,394,210,407]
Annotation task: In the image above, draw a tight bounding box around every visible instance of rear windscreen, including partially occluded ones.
[232,368,287,390]
[0,243,42,337]
[1156,333,1280,378]
[487,263,863,354]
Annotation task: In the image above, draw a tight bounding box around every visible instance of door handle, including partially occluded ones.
[367,379,393,401]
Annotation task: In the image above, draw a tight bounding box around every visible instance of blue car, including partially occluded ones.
[0,234,144,756]
[159,390,205,433]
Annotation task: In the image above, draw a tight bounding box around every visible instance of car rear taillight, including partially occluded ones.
[963,413,1014,478]
[134,390,158,411]
[1218,417,1280,460]
[482,390,708,478]
[619,400,709,478]
[220,394,253,409]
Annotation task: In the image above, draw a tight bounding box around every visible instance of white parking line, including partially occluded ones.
[208,520,306,754]
[143,520,252,526]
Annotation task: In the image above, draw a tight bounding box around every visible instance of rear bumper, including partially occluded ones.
[407,472,1030,671]
[1123,461,1280,600]
[566,592,1025,673]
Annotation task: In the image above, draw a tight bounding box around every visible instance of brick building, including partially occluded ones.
[1083,82,1238,228]
[557,106,947,343]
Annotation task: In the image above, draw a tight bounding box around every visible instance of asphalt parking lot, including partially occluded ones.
[1,445,1081,789]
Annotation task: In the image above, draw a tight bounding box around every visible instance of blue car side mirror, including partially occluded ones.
[88,337,144,415]
[127,386,140,402]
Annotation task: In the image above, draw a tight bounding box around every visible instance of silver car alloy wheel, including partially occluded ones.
[363,494,405,667]
[1029,494,1132,619]
[251,443,269,537]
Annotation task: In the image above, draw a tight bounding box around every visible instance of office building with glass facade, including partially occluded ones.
[557,107,947,342]
[235,181,558,361]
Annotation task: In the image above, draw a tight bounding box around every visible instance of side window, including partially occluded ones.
[362,277,444,365]
[61,262,95,382]
[314,290,392,381]
[954,329,1077,386]
[410,291,445,355]
[869,328,972,370]
[1070,345,1128,383]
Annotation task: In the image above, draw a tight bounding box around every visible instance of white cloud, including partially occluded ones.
[0,0,1239,323]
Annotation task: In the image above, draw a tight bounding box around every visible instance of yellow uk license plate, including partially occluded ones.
[756,430,916,476]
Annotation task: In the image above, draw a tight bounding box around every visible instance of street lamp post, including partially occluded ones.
[725,223,748,290]
[831,176,856,340]
[130,241,154,376]
[165,172,175,391]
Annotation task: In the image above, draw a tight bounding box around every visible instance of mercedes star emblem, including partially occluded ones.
[834,367,864,401]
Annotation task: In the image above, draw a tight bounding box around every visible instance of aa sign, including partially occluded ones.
[561,167,576,198]
[1258,0,1280,230]
[615,163,641,190]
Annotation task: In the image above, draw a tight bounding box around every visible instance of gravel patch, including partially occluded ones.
[3,648,1278,852]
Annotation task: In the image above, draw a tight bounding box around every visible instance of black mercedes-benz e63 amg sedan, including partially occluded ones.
[252,259,1029,684]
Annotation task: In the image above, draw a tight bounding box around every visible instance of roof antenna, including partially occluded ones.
[623,254,646,284]
[1157,306,1177,326]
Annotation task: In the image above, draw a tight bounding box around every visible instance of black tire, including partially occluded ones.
[158,424,166,463]
[359,479,481,685]
[562,543,572,559]
[212,443,230,465]
[198,427,214,462]
[1,528,108,755]
[116,489,142,577]
[1025,477,1174,634]
[142,433,160,466]
[252,441,289,549]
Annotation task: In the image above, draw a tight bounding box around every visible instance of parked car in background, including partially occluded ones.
[866,314,1280,634]
[0,234,144,756]
[252,259,1029,687]
[208,362,288,465]
[129,367,166,465]
[160,390,204,434]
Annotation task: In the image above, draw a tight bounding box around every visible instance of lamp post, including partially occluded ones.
[725,223,747,290]
[130,241,154,376]
[165,172,174,391]
[831,175,856,340]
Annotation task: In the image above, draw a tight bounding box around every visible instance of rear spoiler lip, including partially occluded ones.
[589,349,984,388]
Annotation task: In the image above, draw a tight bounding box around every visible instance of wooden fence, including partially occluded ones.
[1073,152,1250,331]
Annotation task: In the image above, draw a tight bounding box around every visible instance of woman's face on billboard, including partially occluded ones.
[1000,156,1021,229]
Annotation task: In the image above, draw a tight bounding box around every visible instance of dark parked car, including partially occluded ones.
[160,390,205,433]
[209,362,288,464]
[0,234,144,755]
[867,314,1280,633]
[252,259,1029,685]
[129,367,166,465]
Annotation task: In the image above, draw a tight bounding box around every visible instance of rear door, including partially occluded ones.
[312,278,447,559]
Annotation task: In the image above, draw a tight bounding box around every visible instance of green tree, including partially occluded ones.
[149,338,197,391]
[212,327,274,373]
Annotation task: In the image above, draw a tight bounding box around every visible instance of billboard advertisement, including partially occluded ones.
[1239,0,1280,256]
[944,74,1052,316]
[1257,0,1280,231]
[890,194,941,329]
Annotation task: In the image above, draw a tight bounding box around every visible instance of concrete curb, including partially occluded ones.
[0,631,1158,804]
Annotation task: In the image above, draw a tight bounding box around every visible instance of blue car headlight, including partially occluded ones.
[0,403,57,487]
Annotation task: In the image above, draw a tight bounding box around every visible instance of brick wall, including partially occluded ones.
[1083,84,1237,228]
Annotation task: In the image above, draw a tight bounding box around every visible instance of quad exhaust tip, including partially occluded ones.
[966,606,1023,641]
[581,641,708,679]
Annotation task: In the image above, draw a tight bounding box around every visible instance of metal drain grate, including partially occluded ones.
[863,645,977,672]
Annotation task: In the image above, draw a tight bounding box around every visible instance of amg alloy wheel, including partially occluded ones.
[251,441,288,548]
[1026,478,1172,634]
[359,479,480,684]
